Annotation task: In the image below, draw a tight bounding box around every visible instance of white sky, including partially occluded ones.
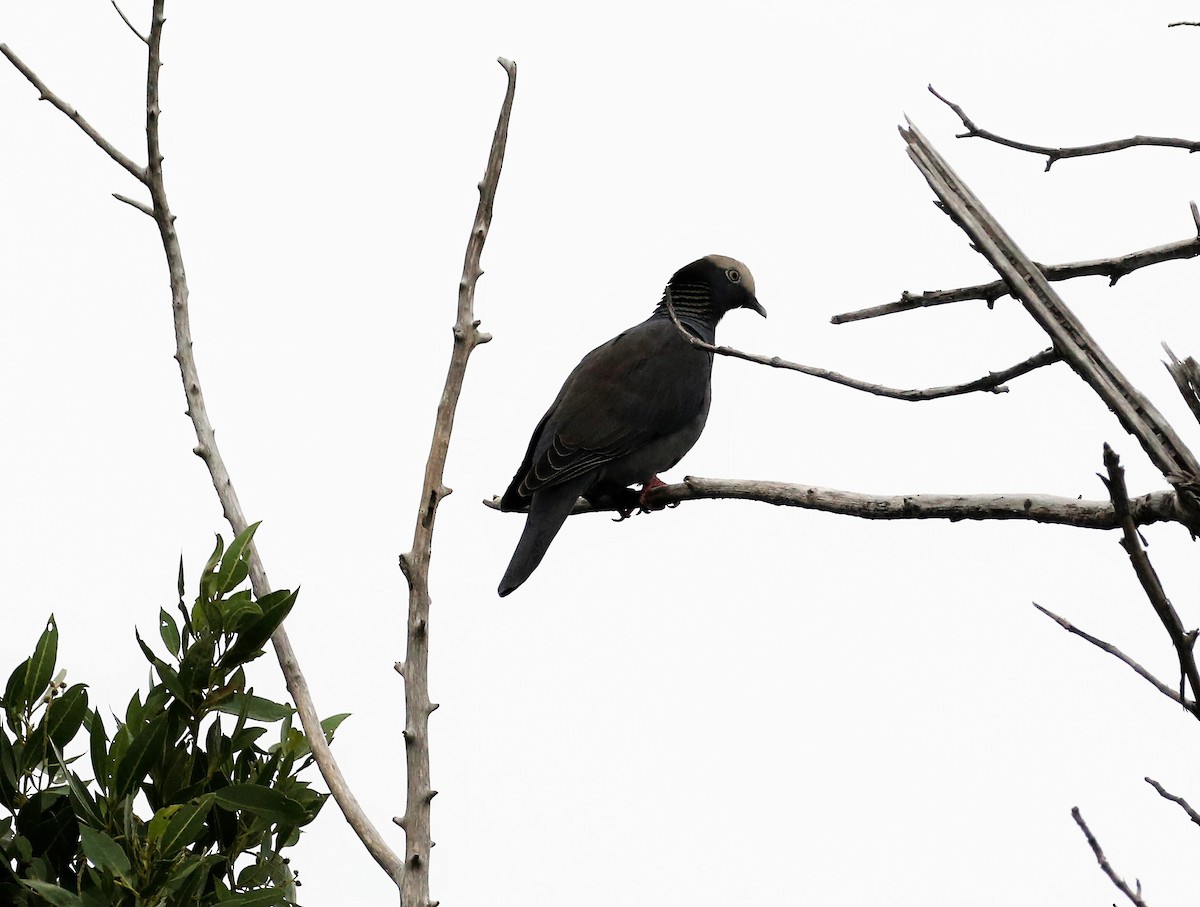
[5,1,1200,904]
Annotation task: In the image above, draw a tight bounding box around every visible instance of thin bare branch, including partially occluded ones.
[131,0,405,882]
[1033,603,1187,708]
[664,290,1060,399]
[112,192,154,217]
[930,84,1200,171]
[1072,807,1148,907]
[1102,445,1200,711]
[900,120,1200,520]
[110,0,149,43]
[0,43,146,183]
[488,477,1182,529]
[1168,21,1200,27]
[833,231,1200,324]
[1144,777,1200,829]
[395,56,515,907]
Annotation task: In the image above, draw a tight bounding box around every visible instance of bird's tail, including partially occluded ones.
[498,480,586,597]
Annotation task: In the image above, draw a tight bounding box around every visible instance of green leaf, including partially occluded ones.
[21,880,82,906]
[45,684,89,750]
[177,555,186,603]
[215,523,260,595]
[148,799,211,857]
[87,709,109,794]
[320,712,350,740]
[216,695,293,723]
[218,588,297,672]
[114,716,168,798]
[79,825,131,880]
[158,608,181,659]
[212,783,307,824]
[3,657,29,716]
[23,616,58,709]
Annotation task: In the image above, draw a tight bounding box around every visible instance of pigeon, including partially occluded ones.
[497,254,765,597]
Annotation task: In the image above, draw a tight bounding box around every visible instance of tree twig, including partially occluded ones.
[487,477,1182,529]
[110,0,149,44]
[0,43,146,183]
[1032,603,1188,708]
[832,230,1200,324]
[3,2,406,884]
[394,56,515,907]
[1101,444,1200,712]
[930,84,1200,171]
[1144,777,1200,829]
[112,192,154,217]
[899,119,1200,519]
[664,289,1060,399]
[1071,807,1148,907]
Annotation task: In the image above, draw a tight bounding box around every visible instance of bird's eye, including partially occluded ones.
[725,268,741,283]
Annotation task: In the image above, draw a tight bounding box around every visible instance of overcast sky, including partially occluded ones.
[5,1,1200,904]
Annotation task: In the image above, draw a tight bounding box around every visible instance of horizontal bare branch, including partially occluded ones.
[931,84,1200,171]
[0,43,146,183]
[833,231,1200,324]
[1144,777,1200,829]
[1072,807,1148,907]
[664,290,1059,400]
[486,477,1183,529]
[1033,603,1188,708]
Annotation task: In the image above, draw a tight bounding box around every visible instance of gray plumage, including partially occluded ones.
[497,254,765,597]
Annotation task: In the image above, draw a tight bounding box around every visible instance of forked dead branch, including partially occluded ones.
[2,5,518,902]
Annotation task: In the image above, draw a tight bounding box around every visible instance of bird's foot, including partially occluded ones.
[638,475,669,513]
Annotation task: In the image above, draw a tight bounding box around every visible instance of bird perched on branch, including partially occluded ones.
[497,254,765,596]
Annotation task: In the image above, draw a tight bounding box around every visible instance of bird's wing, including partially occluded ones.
[501,318,709,507]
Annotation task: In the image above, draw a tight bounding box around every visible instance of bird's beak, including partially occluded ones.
[745,296,766,317]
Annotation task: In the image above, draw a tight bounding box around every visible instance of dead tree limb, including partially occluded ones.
[930,84,1200,171]
[1033,603,1189,709]
[833,228,1200,324]
[1101,445,1200,711]
[900,120,1200,524]
[487,478,1181,529]
[1072,807,1149,907]
[1144,777,1200,829]
[394,57,515,907]
[2,2,405,883]
[663,289,1061,399]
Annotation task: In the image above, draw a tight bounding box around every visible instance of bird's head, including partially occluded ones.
[661,254,766,325]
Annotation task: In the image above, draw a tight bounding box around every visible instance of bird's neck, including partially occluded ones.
[654,283,719,341]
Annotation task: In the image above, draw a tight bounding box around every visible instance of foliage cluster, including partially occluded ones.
[0,525,341,906]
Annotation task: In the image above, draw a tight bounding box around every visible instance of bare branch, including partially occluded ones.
[1072,807,1149,907]
[900,120,1200,513]
[131,0,405,882]
[665,290,1060,399]
[1102,445,1200,711]
[1144,777,1200,829]
[833,230,1200,324]
[488,477,1182,529]
[110,0,149,44]
[396,56,516,907]
[930,84,1200,171]
[0,43,146,183]
[1168,21,1200,27]
[112,192,154,217]
[1033,603,1187,708]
